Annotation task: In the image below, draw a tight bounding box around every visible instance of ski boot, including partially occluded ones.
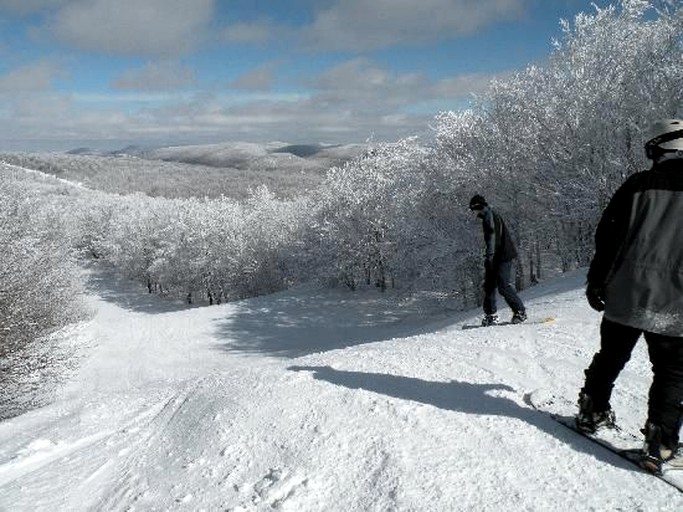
[640,422,681,474]
[481,314,499,327]
[511,310,527,324]
[576,392,616,433]
[669,445,683,469]
[641,422,668,474]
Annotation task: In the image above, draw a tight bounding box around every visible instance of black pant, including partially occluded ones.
[582,318,683,446]
[483,260,525,316]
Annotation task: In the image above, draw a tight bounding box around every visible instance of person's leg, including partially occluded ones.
[483,265,497,316]
[643,332,683,450]
[496,260,525,314]
[581,318,641,411]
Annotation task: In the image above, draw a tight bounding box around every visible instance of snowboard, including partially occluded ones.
[461,316,555,330]
[526,391,683,492]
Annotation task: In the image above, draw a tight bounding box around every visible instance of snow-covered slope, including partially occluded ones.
[0,268,681,511]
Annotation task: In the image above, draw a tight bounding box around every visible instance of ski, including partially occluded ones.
[461,317,555,330]
[526,391,683,492]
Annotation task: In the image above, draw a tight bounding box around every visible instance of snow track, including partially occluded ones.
[1,268,682,510]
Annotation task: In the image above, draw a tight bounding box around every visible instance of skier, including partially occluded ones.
[577,119,683,473]
[468,195,526,326]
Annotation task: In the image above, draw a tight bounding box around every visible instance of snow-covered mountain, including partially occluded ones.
[0,268,680,511]
[140,141,369,174]
[67,141,369,173]
[1,141,370,200]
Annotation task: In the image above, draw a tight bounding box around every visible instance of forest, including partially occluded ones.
[1,0,682,418]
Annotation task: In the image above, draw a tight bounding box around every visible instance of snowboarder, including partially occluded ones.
[577,119,683,473]
[468,195,526,326]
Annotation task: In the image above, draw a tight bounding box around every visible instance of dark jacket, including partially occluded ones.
[480,206,518,264]
[587,157,683,336]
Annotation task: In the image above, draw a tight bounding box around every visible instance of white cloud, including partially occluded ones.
[0,59,65,91]
[306,0,527,51]
[113,61,196,91]
[431,72,509,98]
[151,95,429,143]
[0,1,527,149]
[0,58,504,150]
[229,62,279,91]
[221,21,276,45]
[0,86,431,149]
[0,56,502,149]
[10,92,72,119]
[313,58,426,109]
[48,0,215,56]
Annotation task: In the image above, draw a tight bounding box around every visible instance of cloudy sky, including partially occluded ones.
[0,0,611,151]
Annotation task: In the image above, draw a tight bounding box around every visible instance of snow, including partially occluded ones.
[1,268,682,511]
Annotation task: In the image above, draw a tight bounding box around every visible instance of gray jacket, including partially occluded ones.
[587,156,683,336]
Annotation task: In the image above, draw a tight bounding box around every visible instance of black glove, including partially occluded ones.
[586,284,605,312]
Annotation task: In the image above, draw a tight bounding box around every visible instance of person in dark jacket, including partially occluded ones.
[577,119,683,473]
[469,195,526,326]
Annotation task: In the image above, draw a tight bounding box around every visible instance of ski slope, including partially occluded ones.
[1,267,681,511]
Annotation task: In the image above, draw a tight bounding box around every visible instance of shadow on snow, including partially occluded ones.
[287,365,645,475]
[211,270,587,358]
[82,263,201,314]
[212,287,464,358]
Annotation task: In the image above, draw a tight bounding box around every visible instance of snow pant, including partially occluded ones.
[483,259,525,316]
[582,317,683,447]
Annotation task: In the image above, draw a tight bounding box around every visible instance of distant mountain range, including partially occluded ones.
[66,142,369,172]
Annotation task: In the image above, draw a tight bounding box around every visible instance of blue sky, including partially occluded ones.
[0,0,613,151]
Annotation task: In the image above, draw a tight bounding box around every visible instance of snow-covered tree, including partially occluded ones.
[0,168,87,420]
[307,139,429,290]
[435,0,683,286]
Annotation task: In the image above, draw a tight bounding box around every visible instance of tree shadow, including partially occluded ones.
[287,366,644,473]
[213,288,464,358]
[212,272,589,359]
[82,263,199,314]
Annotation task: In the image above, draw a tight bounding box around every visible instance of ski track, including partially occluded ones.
[1,268,682,511]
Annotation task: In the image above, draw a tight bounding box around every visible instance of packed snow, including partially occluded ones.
[1,267,682,511]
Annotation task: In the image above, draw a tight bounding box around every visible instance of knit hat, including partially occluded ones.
[469,194,488,210]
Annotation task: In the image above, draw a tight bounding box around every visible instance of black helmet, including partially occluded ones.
[469,194,488,210]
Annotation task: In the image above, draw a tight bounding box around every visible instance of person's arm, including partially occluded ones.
[482,209,496,266]
[587,175,638,288]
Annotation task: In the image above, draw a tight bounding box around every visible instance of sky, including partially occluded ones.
[0,0,614,152]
